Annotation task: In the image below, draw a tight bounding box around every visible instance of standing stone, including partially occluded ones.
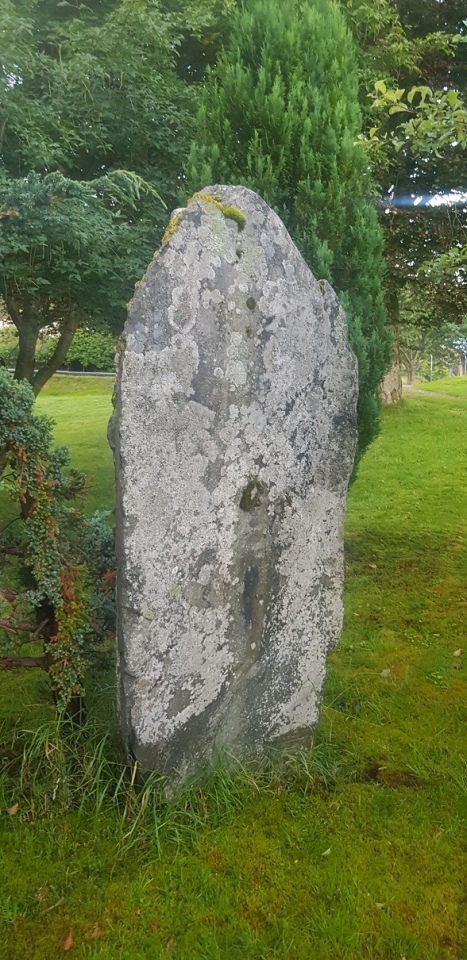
[110,186,358,783]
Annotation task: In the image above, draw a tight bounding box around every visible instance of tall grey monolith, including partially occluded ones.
[110,186,358,783]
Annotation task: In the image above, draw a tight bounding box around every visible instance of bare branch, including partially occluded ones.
[0,588,17,603]
[0,656,48,671]
[0,618,48,635]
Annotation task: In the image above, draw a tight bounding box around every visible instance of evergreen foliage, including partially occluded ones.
[186,0,392,459]
[0,370,115,712]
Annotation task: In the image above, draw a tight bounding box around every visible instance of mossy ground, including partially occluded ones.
[1,380,466,959]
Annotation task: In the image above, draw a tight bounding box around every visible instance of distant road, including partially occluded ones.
[403,384,463,399]
[53,370,115,377]
[7,368,115,378]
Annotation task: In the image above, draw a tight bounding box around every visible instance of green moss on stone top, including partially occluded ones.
[188,192,246,231]
[160,194,246,249]
[219,205,246,230]
[161,210,185,246]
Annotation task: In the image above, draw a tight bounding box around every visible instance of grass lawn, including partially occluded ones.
[413,376,467,397]
[0,380,466,960]
[37,375,115,516]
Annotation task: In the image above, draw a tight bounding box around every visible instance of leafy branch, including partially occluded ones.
[360,81,467,162]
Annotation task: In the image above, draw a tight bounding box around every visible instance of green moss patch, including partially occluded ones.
[161,210,185,246]
[240,478,265,511]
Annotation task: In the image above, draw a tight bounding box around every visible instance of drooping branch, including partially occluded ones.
[0,619,47,635]
[0,544,23,556]
[0,369,115,712]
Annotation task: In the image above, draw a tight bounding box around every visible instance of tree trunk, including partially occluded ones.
[10,308,40,384]
[5,297,80,396]
[15,327,38,382]
[380,331,402,402]
[0,298,38,477]
[380,290,402,404]
[0,656,48,671]
[406,359,415,385]
[32,310,79,395]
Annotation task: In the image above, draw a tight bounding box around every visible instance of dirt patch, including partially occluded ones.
[360,762,422,788]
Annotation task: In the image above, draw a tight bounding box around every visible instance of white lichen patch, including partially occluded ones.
[112,185,358,783]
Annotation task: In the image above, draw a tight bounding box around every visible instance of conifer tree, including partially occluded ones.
[186,0,391,459]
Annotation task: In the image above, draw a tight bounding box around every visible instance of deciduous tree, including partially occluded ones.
[0,0,229,389]
[0,169,163,392]
[342,0,467,394]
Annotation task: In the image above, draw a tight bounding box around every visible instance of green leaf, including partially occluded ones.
[388,105,410,115]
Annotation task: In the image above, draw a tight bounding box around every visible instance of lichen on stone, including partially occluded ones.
[115,333,126,355]
[113,183,358,784]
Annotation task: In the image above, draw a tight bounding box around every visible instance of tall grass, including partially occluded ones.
[0,712,346,857]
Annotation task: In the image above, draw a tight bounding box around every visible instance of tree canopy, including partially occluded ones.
[0,0,230,390]
[0,169,164,392]
[2,0,467,405]
[341,0,467,344]
[186,0,391,460]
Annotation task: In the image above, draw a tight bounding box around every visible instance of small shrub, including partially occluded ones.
[418,358,449,381]
[65,330,117,372]
[0,323,19,367]
[0,369,115,713]
[0,327,117,373]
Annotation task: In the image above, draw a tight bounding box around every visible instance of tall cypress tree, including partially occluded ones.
[185,0,391,460]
